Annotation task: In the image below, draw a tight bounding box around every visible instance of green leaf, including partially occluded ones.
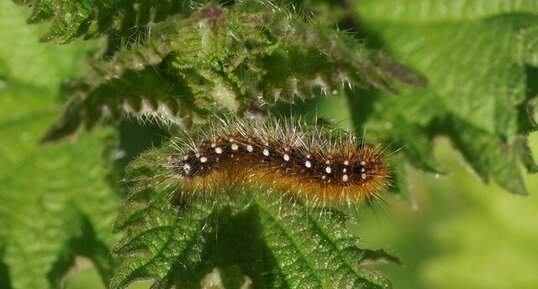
[41,0,426,142]
[112,147,396,289]
[0,3,120,288]
[254,196,396,289]
[352,0,538,195]
[13,0,196,43]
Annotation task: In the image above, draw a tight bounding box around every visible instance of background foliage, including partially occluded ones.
[1,0,537,288]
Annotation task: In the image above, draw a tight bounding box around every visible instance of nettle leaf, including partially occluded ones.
[0,4,120,289]
[42,0,426,142]
[112,148,396,289]
[13,0,197,43]
[352,0,538,195]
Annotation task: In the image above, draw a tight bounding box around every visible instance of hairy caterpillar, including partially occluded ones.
[166,116,390,205]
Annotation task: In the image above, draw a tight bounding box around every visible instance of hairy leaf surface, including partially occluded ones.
[40,0,426,142]
[13,0,196,43]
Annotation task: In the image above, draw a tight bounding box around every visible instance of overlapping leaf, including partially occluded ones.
[13,0,199,43]
[352,0,538,195]
[41,0,426,142]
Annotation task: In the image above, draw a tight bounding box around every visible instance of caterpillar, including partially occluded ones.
[166,115,390,205]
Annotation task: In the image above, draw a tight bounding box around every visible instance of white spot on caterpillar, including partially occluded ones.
[325,166,332,174]
[343,168,347,173]
[231,143,239,151]
[215,147,223,154]
[361,168,366,173]
[361,173,367,179]
[263,149,270,156]
[200,156,208,163]
[342,174,349,182]
[322,175,327,180]
[306,154,311,159]
[211,143,216,148]
[325,160,330,165]
[183,163,191,174]
[246,145,253,152]
[344,160,349,166]
[305,161,312,168]
[360,161,366,166]
[283,154,290,161]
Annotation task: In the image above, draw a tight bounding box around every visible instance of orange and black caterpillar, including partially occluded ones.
[167,116,390,205]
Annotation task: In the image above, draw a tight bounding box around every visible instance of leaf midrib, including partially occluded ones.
[256,200,327,289]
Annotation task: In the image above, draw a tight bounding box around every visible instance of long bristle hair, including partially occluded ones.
[157,114,392,209]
